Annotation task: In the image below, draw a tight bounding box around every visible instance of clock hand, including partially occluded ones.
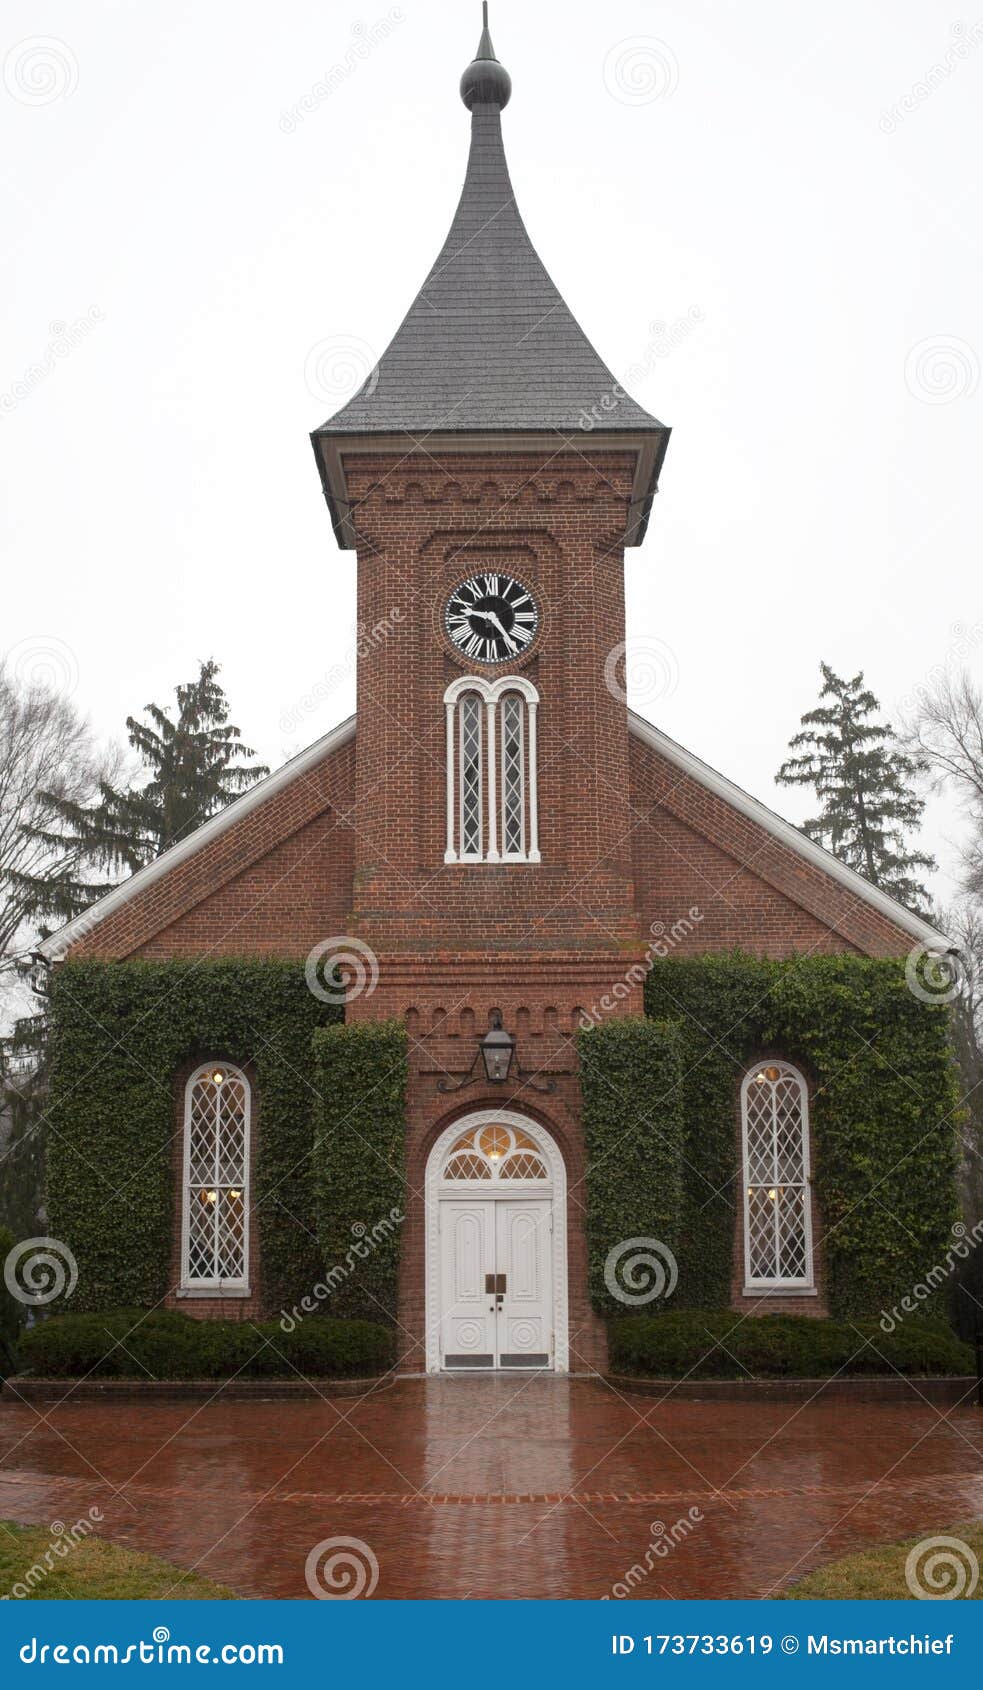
[483,611,512,641]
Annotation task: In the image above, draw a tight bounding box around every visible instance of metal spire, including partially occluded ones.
[461,2,511,108]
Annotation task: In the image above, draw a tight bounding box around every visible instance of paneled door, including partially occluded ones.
[439,1198,552,1370]
[495,1200,552,1369]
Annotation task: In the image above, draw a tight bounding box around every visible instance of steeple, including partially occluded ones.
[312,10,670,547]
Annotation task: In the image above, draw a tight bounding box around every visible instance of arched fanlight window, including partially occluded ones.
[442,1122,549,1183]
[444,676,539,864]
[741,1061,813,1290]
[181,1063,251,1291]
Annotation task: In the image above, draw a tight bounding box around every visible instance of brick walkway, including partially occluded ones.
[2,1377,982,1598]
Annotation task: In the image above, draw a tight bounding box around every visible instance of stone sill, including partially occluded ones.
[741,1285,818,1298]
[2,1375,393,1404]
[606,1373,977,1404]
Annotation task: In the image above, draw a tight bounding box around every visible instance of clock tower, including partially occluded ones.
[310,8,672,1364]
[311,9,670,974]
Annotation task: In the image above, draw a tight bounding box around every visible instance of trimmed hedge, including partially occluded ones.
[312,1020,407,1323]
[609,1310,974,1379]
[17,1309,394,1380]
[578,1018,685,1317]
[45,961,341,1314]
[641,954,961,1320]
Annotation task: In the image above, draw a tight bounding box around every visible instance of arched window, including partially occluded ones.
[181,1063,251,1291]
[444,676,540,864]
[741,1061,813,1291]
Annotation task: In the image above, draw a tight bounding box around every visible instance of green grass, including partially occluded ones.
[780,1521,983,1599]
[0,1521,238,1600]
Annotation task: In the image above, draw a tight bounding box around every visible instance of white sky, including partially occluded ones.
[2,0,981,907]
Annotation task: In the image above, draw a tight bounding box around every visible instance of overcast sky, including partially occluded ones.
[2,0,980,907]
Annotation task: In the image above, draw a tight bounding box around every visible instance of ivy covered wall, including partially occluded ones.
[46,961,341,1313]
[311,1020,407,1323]
[577,954,961,1320]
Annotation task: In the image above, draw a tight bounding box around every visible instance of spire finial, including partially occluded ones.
[461,3,512,109]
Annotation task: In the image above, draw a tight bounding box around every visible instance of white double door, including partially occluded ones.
[439,1198,553,1370]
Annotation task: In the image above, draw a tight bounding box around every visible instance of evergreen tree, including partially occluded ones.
[19,659,268,926]
[776,662,935,914]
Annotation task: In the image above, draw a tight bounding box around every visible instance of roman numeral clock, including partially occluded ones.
[444,573,539,664]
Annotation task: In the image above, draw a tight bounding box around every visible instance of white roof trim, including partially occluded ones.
[39,716,356,962]
[628,710,951,951]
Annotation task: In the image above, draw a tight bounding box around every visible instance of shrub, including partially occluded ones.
[17,1309,394,1380]
[608,1309,974,1378]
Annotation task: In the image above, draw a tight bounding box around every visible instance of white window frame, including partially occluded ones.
[443,674,540,865]
[179,1061,251,1297]
[740,1060,815,1295]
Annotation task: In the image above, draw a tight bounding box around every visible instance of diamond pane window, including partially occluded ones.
[741,1061,813,1289]
[458,693,483,858]
[182,1064,250,1289]
[500,693,525,857]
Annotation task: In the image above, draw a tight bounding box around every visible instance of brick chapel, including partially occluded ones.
[41,15,943,1373]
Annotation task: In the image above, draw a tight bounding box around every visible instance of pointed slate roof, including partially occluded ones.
[312,9,670,547]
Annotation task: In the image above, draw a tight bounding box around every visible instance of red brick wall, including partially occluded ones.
[628,733,916,958]
[345,449,644,957]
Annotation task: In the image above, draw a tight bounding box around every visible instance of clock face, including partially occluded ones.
[444,572,539,665]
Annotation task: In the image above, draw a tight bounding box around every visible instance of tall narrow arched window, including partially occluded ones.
[458,692,484,860]
[500,691,525,859]
[741,1061,813,1291]
[181,1063,251,1292]
[444,676,539,864]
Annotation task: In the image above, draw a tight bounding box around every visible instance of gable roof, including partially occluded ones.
[38,717,356,963]
[628,711,950,952]
[39,709,950,963]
